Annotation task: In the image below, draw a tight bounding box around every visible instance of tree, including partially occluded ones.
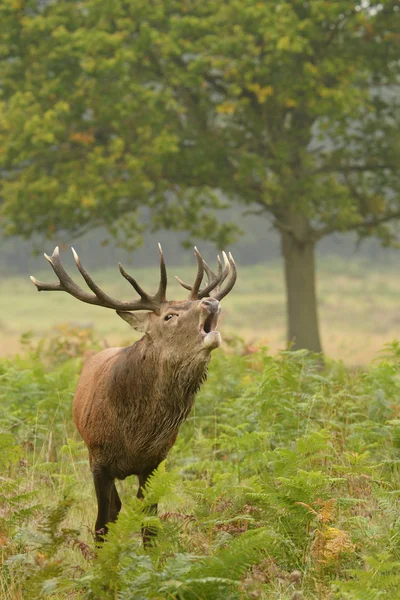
[1,0,399,351]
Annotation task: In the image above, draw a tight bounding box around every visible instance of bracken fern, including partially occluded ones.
[1,335,400,598]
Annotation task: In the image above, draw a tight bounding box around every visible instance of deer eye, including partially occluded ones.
[164,314,176,321]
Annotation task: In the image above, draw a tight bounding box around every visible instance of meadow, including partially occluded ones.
[1,327,400,599]
[2,255,400,364]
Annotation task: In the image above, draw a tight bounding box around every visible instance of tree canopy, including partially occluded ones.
[1,0,399,350]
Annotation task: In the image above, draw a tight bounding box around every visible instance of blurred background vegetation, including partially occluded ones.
[2,224,400,364]
[0,0,399,360]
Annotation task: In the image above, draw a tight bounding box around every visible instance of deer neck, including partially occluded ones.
[112,337,210,407]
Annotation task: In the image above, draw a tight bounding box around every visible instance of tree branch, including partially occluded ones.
[316,209,400,239]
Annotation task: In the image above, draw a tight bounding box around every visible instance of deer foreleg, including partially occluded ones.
[109,483,122,523]
[93,467,114,543]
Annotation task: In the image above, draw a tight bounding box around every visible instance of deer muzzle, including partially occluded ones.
[199,298,221,350]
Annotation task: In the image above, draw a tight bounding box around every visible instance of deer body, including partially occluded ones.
[73,335,209,480]
[31,246,236,543]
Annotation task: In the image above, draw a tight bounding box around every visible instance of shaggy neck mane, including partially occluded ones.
[108,336,210,409]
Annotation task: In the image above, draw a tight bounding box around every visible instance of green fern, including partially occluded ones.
[2,338,400,598]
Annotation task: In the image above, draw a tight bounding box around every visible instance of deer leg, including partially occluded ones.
[109,483,122,523]
[92,466,114,543]
[137,471,158,548]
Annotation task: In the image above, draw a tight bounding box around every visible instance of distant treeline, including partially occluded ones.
[0,212,398,276]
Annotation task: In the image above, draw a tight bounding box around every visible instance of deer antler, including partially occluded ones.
[30,244,168,312]
[175,248,237,301]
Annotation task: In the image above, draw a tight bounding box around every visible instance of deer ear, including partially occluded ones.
[116,311,150,332]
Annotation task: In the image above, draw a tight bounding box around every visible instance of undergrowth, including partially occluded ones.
[1,328,400,598]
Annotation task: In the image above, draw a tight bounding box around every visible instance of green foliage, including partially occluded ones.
[2,334,400,597]
[0,347,77,437]
[333,553,400,599]
[0,0,399,248]
[1,0,400,357]
[20,324,103,366]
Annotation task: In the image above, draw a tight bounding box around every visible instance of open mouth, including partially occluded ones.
[200,312,219,335]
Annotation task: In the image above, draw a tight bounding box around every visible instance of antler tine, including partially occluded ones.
[155,243,167,302]
[217,253,230,287]
[175,276,192,292]
[175,266,223,297]
[72,248,140,308]
[119,243,167,305]
[118,263,150,300]
[34,246,104,305]
[72,247,162,310]
[213,252,237,301]
[30,246,164,312]
[30,274,63,293]
[217,255,223,278]
[203,253,229,285]
[223,252,231,278]
[196,255,224,299]
[174,250,233,300]
[189,247,204,300]
[201,258,216,283]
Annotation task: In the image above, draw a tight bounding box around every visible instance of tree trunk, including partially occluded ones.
[280,216,322,353]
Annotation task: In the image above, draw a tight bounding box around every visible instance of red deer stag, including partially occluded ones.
[30,245,236,544]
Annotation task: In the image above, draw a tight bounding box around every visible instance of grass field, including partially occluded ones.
[1,255,400,364]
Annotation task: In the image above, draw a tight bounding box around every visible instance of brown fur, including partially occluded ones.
[72,298,220,542]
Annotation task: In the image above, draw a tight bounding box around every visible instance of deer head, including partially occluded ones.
[30,245,237,355]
